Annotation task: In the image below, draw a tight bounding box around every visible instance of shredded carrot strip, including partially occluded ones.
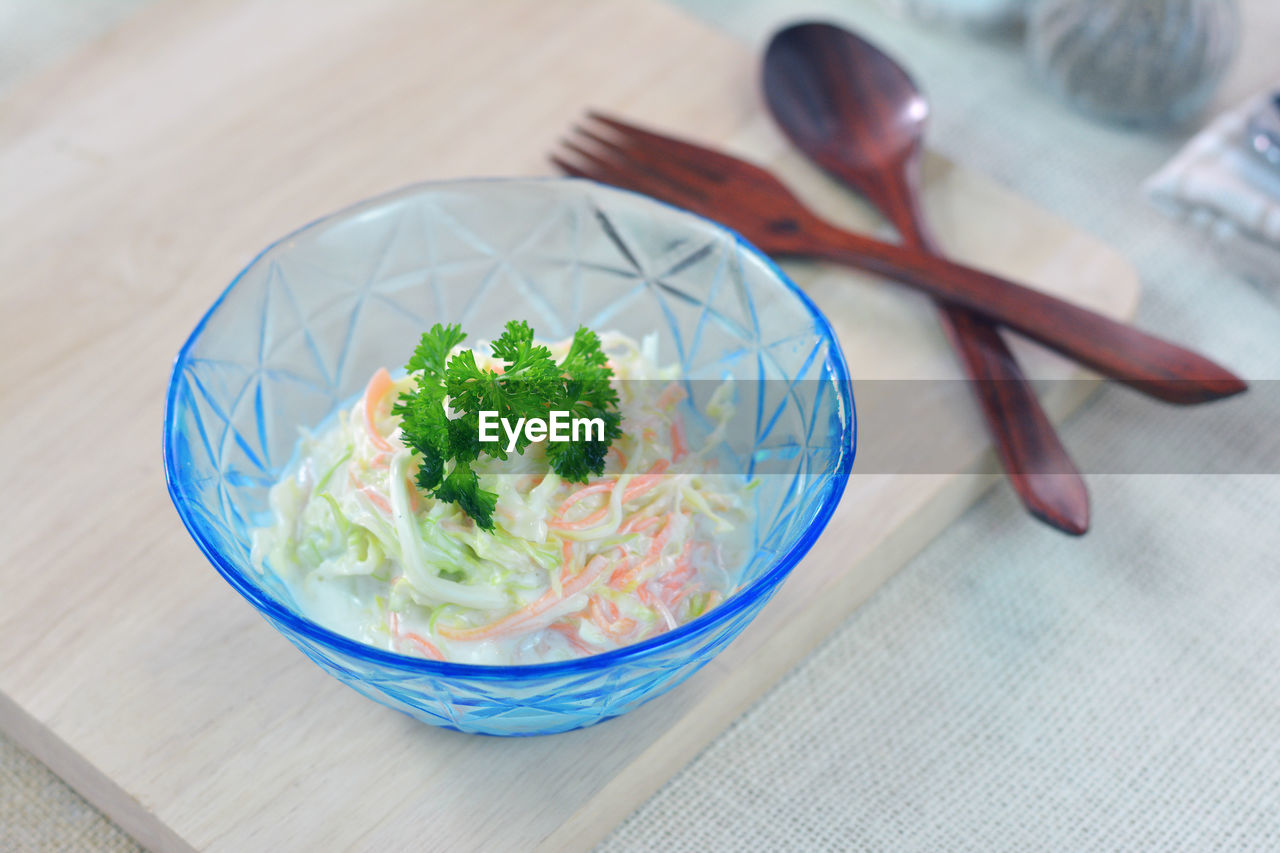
[657,382,686,409]
[548,621,595,654]
[619,515,661,535]
[607,557,633,590]
[609,513,678,590]
[555,480,618,518]
[588,595,620,625]
[387,609,446,660]
[627,458,671,493]
[438,554,611,642]
[588,595,637,640]
[561,539,575,580]
[656,539,695,594]
[362,367,395,452]
[588,596,611,631]
[550,460,671,531]
[676,537,693,569]
[401,631,445,660]
[660,565,695,598]
[604,560,634,589]
[349,470,392,514]
[610,445,629,470]
[369,489,392,515]
[671,418,688,462]
[646,515,676,559]
[627,512,691,593]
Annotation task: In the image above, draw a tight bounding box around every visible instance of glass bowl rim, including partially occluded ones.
[163,176,856,680]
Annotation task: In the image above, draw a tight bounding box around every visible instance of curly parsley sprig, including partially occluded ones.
[392,321,623,530]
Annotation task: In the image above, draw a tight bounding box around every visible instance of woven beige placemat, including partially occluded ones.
[1,735,140,851]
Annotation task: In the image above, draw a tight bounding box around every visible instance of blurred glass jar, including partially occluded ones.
[1028,0,1240,127]
[881,0,1030,30]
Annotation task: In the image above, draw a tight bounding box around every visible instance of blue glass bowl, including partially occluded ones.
[164,178,855,736]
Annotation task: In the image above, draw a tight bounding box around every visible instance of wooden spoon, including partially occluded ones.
[764,21,1092,534]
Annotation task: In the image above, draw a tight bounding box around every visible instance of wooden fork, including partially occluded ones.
[550,112,1245,407]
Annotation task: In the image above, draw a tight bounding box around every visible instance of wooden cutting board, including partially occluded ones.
[0,0,1139,850]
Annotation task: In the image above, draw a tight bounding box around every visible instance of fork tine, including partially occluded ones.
[550,154,592,180]
[585,111,743,179]
[553,137,708,209]
[572,125,718,189]
[559,138,643,186]
[552,139,657,194]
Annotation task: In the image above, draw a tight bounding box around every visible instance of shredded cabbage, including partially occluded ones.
[251,331,748,665]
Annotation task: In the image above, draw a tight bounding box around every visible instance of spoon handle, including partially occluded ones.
[940,309,1092,527]
[878,170,1090,533]
[799,221,1246,405]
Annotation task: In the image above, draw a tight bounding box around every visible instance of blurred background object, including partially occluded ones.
[1028,0,1240,127]
[879,0,1030,30]
[1247,91,1280,168]
[1146,84,1280,298]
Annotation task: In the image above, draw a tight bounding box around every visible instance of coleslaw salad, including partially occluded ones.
[252,331,749,665]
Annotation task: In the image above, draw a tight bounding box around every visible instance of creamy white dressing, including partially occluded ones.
[252,331,749,665]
